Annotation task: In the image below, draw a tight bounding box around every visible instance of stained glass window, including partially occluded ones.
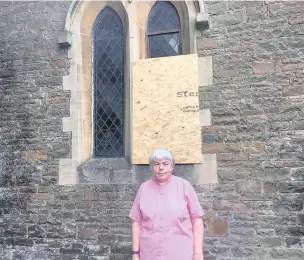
[147,1,181,58]
[92,7,124,157]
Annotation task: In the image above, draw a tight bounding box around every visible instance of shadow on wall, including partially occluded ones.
[0,45,33,215]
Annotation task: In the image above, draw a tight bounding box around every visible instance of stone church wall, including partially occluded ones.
[0,1,303,260]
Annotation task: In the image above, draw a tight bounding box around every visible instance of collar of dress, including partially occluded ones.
[155,175,173,186]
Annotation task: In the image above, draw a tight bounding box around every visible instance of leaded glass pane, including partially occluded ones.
[147,1,180,34]
[149,33,180,58]
[93,7,124,157]
[147,1,181,58]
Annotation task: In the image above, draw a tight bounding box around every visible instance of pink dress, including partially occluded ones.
[129,175,204,260]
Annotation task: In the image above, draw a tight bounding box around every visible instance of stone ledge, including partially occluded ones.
[69,156,218,185]
[78,158,134,184]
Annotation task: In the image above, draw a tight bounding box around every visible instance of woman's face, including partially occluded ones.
[152,159,173,183]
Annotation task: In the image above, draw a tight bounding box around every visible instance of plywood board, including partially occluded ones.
[132,54,202,164]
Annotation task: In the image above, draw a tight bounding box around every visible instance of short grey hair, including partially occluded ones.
[149,148,175,168]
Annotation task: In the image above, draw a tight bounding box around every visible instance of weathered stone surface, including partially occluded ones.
[197,38,217,50]
[262,182,277,193]
[269,248,304,260]
[274,195,304,212]
[252,60,277,74]
[236,181,261,193]
[278,182,304,193]
[297,214,304,224]
[286,236,302,248]
[213,200,247,211]
[1,1,304,260]
[211,10,246,27]
[206,218,228,237]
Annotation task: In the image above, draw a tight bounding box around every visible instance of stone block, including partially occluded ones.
[268,2,304,17]
[274,195,303,212]
[252,60,275,74]
[282,85,304,96]
[278,182,304,193]
[258,236,283,247]
[214,69,240,78]
[77,158,133,184]
[84,244,110,255]
[59,248,82,254]
[89,257,110,260]
[206,218,228,237]
[59,159,78,185]
[282,63,304,71]
[26,150,47,159]
[232,246,257,257]
[236,181,261,193]
[275,226,304,237]
[207,2,228,15]
[256,229,275,236]
[263,182,277,193]
[202,143,241,153]
[28,225,45,238]
[211,10,246,27]
[196,12,209,30]
[286,236,302,248]
[84,191,99,201]
[198,56,213,87]
[209,246,230,255]
[297,214,304,224]
[246,6,268,21]
[30,193,54,201]
[290,168,304,181]
[78,229,98,240]
[197,38,217,50]
[213,200,247,211]
[200,109,211,126]
[58,31,72,48]
[241,141,265,154]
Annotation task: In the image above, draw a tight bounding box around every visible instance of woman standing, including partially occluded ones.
[129,148,204,260]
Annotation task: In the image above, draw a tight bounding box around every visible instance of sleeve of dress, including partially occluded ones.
[185,181,204,219]
[129,185,142,224]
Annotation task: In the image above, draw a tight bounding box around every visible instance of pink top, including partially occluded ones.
[129,175,204,260]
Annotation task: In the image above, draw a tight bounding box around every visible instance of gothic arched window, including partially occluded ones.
[92,7,124,157]
[147,1,182,58]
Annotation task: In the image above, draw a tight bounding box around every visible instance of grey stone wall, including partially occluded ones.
[199,1,304,259]
[0,1,303,260]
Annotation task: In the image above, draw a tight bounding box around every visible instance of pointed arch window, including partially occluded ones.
[92,7,124,157]
[147,1,182,58]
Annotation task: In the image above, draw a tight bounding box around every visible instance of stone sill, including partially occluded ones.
[77,157,207,185]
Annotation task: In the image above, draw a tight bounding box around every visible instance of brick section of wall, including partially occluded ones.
[0,1,304,260]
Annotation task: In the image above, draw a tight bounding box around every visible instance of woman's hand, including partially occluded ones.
[132,254,139,260]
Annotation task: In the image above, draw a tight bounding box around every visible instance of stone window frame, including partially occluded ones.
[59,0,216,185]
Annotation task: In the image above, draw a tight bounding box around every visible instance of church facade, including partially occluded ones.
[0,1,303,259]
